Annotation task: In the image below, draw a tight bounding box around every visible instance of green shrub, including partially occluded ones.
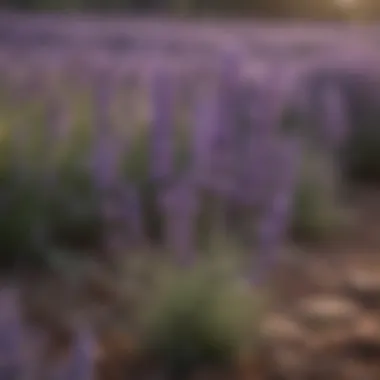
[0,95,100,268]
[139,259,265,379]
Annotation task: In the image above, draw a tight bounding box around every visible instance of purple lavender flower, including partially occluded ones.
[159,174,199,266]
[0,288,24,380]
[45,84,71,146]
[320,83,348,149]
[207,49,242,197]
[91,68,127,255]
[192,87,219,186]
[238,135,276,206]
[252,137,301,284]
[254,64,289,136]
[47,326,96,380]
[149,67,176,183]
[91,68,121,193]
[215,48,241,144]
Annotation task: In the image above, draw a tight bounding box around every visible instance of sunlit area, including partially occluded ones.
[0,1,380,379]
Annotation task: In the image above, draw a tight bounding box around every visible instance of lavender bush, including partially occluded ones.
[0,48,353,273]
[0,19,378,380]
[139,256,264,380]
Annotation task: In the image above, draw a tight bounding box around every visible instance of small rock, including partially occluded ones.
[340,360,379,380]
[345,270,380,308]
[260,314,305,345]
[296,295,359,329]
[307,261,344,291]
[270,346,308,378]
[346,314,380,357]
[354,314,380,342]
[305,328,351,352]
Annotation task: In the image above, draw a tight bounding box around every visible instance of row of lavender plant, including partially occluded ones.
[0,45,353,378]
[0,48,350,275]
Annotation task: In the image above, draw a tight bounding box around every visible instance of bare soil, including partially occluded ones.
[262,186,380,380]
[2,187,380,379]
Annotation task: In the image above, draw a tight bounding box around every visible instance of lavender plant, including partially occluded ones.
[149,66,176,184]
[46,326,96,380]
[0,44,356,279]
[91,67,128,254]
[253,137,301,283]
[0,26,372,380]
[0,288,24,380]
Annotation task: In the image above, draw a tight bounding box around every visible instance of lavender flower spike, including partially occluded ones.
[209,48,242,196]
[91,67,120,193]
[320,83,349,149]
[48,326,97,380]
[149,67,176,183]
[91,68,124,255]
[160,174,199,266]
[0,287,24,380]
[192,87,219,186]
[252,137,301,285]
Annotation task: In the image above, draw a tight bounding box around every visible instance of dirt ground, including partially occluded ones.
[1,187,380,379]
[260,186,380,380]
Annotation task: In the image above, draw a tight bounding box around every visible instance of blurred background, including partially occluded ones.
[1,1,380,380]
[2,0,380,20]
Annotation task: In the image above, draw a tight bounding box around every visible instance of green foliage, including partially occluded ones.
[0,97,100,269]
[122,119,192,243]
[139,259,265,379]
[291,149,349,242]
[0,86,196,268]
[344,122,380,184]
[124,126,150,183]
[0,76,362,270]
